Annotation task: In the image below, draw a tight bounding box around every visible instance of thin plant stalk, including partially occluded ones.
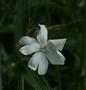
[21,75,24,90]
[0,50,2,90]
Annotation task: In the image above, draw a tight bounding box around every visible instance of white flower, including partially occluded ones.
[19,24,67,75]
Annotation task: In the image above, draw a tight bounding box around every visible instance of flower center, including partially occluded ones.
[40,44,48,52]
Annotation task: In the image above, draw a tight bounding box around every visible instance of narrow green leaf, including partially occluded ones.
[24,67,51,90]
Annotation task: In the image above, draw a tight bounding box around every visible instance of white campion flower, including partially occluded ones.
[19,24,67,75]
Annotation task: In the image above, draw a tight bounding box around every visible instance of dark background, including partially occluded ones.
[0,0,86,90]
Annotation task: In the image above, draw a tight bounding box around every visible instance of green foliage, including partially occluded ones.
[0,0,86,90]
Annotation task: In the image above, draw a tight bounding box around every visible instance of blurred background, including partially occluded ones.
[0,0,86,90]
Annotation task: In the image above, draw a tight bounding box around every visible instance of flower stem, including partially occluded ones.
[21,75,24,90]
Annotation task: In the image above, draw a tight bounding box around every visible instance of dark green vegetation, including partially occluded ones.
[0,0,86,90]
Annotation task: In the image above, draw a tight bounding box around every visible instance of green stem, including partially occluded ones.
[21,75,24,90]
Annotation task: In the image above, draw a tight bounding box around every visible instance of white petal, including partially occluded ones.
[56,50,65,64]
[49,39,67,51]
[37,24,48,47]
[19,43,40,55]
[28,52,49,75]
[28,52,41,71]
[19,36,37,45]
[45,41,65,65]
[38,52,49,75]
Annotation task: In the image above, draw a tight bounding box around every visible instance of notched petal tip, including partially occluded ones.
[38,71,46,75]
[38,64,48,75]
[28,64,37,71]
